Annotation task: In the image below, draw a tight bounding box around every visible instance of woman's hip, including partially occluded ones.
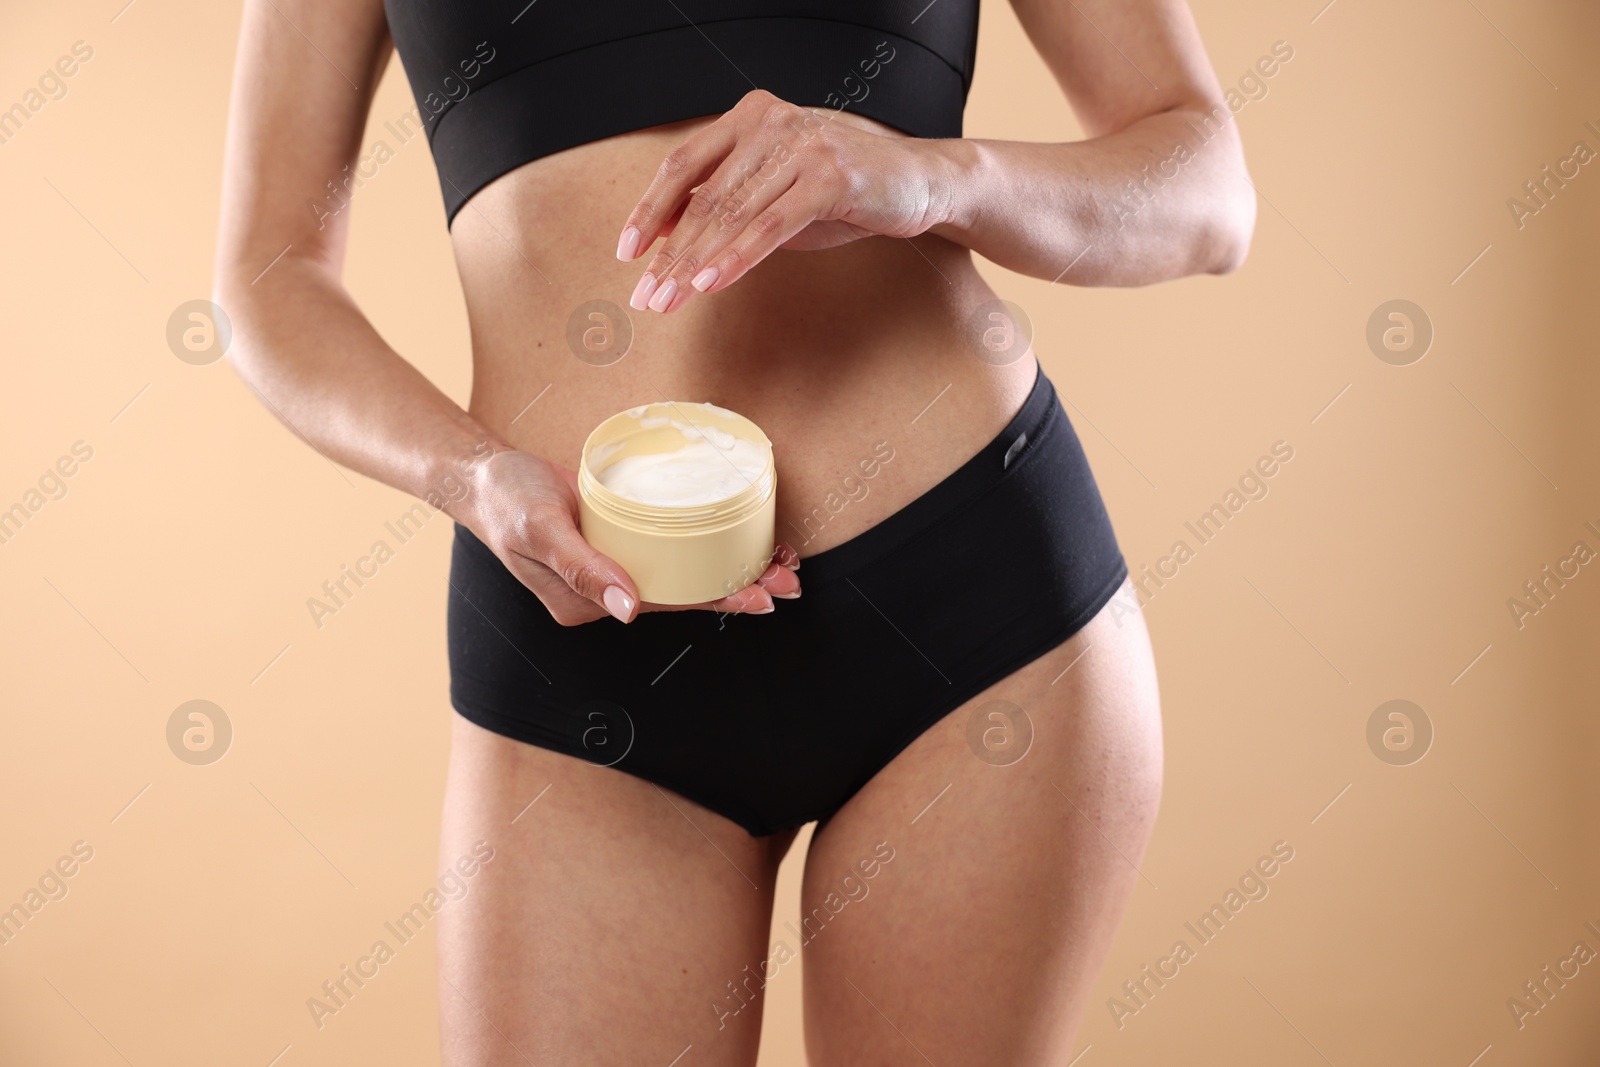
[444,363,1128,835]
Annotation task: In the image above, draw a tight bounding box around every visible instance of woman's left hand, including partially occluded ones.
[616,89,955,313]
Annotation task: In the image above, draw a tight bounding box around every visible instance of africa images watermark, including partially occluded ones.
[1505,920,1600,1031]
[305,502,438,628]
[305,441,495,629]
[1505,520,1599,631]
[1220,40,1296,119]
[710,840,897,1031]
[782,439,896,553]
[709,438,896,621]
[1108,38,1294,230]
[0,840,95,948]
[1107,840,1296,1030]
[0,39,95,148]
[1505,118,1600,231]
[307,41,497,230]
[0,439,94,548]
[305,841,495,1030]
[716,40,899,225]
[1109,440,1296,624]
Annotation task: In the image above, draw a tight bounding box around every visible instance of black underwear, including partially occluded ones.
[446,367,1127,836]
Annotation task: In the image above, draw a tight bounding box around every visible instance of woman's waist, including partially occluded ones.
[472,336,1041,555]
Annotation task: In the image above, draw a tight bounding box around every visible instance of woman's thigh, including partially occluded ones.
[435,713,797,1066]
[800,585,1163,1065]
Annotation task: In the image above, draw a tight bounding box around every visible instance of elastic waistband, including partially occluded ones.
[796,365,1060,587]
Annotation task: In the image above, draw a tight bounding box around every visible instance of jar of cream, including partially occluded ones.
[577,400,777,605]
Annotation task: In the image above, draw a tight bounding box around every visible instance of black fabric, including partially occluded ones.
[381,0,982,226]
[445,368,1129,836]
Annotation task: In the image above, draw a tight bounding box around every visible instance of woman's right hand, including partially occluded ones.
[460,447,800,626]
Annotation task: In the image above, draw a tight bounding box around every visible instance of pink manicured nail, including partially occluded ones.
[602,585,635,623]
[772,590,801,599]
[691,266,719,292]
[629,272,657,311]
[616,225,641,261]
[647,278,677,312]
[667,285,696,314]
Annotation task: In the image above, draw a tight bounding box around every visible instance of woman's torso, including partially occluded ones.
[447,111,1034,557]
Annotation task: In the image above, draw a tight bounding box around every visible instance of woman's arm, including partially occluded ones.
[213,0,490,506]
[927,0,1256,284]
[213,0,795,623]
[616,0,1252,311]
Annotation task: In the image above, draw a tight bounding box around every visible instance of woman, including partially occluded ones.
[215,0,1251,1062]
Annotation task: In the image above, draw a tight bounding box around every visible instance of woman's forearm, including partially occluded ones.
[927,101,1255,286]
[214,255,511,519]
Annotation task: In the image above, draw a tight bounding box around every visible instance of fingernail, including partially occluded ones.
[773,590,801,599]
[647,278,677,312]
[753,604,776,614]
[616,225,641,261]
[761,563,782,582]
[602,585,635,623]
[629,272,656,311]
[691,266,719,292]
[777,545,800,569]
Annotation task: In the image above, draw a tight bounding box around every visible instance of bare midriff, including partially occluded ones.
[447,111,1036,558]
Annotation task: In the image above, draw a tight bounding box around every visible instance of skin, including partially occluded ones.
[213,0,1250,1062]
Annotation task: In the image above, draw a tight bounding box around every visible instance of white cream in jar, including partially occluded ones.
[592,406,767,506]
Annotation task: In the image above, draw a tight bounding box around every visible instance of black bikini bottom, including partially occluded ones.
[445,366,1127,836]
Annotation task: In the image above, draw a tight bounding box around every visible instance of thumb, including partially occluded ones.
[531,512,639,623]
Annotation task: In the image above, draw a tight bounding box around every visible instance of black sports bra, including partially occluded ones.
[382,1,981,227]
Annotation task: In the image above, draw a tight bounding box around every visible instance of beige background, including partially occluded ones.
[2,0,1597,1063]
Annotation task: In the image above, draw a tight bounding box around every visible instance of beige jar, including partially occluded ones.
[577,401,777,605]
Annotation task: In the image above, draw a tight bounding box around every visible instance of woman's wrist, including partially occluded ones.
[922,136,992,246]
[421,423,517,528]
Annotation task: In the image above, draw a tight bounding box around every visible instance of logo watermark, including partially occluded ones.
[965,299,1033,366]
[1365,700,1431,766]
[167,700,233,766]
[1366,299,1432,366]
[966,699,1033,766]
[565,299,632,366]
